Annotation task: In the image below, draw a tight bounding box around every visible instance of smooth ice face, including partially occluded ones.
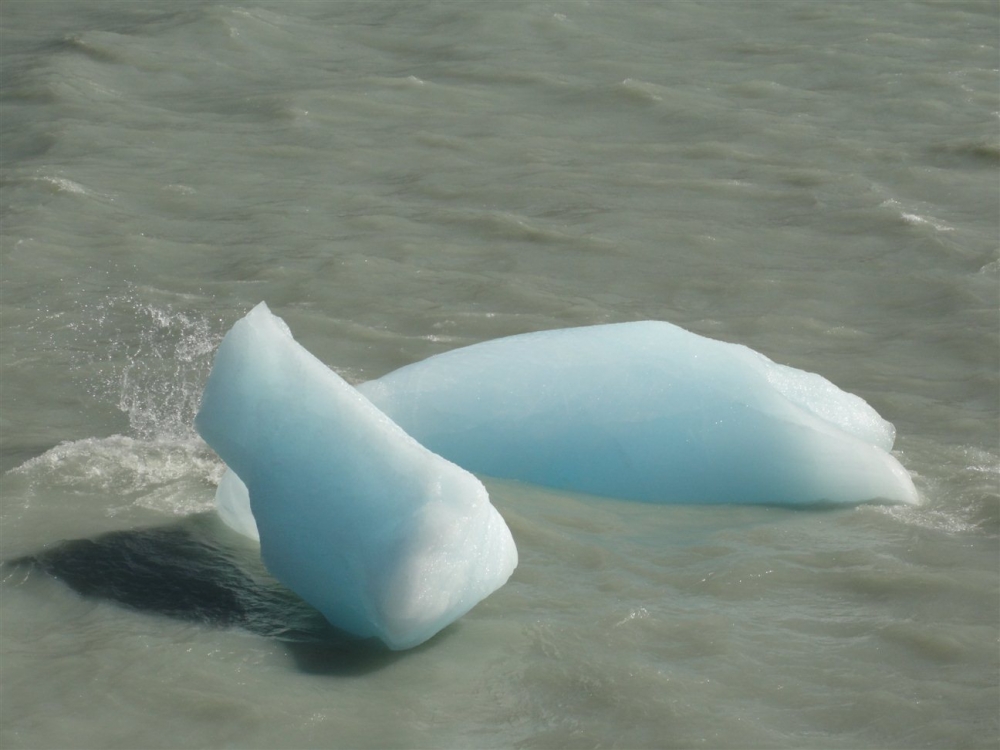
[358,322,918,507]
[195,303,517,650]
[215,466,259,542]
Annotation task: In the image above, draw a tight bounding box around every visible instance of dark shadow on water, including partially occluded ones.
[4,513,410,675]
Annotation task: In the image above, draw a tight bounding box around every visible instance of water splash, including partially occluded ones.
[868,445,999,536]
[9,293,231,522]
[70,294,225,442]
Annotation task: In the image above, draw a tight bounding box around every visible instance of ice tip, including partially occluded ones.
[233,302,293,338]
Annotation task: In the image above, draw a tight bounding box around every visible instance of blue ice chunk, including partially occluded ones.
[358,322,918,507]
[195,303,517,650]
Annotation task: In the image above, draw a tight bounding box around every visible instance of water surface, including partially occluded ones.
[1,1,997,748]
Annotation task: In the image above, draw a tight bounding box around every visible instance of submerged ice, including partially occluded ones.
[195,304,517,650]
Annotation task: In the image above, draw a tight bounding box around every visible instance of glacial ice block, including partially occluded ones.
[194,303,517,650]
[357,322,918,507]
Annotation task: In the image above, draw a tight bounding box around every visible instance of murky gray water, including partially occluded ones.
[2,1,997,748]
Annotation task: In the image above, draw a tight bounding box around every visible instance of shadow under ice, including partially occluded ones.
[4,513,407,675]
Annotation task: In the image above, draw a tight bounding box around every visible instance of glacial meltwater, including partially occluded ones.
[1,2,997,748]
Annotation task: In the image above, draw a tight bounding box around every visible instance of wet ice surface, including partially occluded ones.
[360,319,918,506]
[195,304,517,650]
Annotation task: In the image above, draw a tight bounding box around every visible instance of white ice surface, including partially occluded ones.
[215,465,259,542]
[195,303,517,650]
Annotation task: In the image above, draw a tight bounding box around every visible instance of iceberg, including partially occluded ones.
[194,303,517,650]
[357,321,918,507]
[201,309,917,636]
